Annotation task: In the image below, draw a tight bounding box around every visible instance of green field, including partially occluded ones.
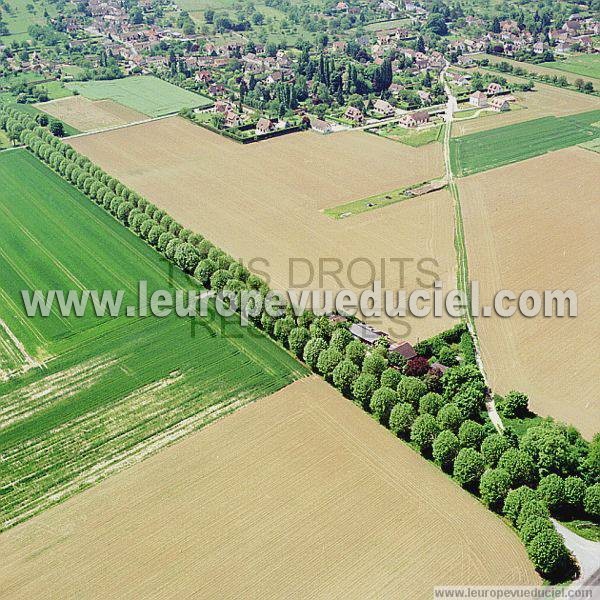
[541,54,600,82]
[373,123,444,147]
[38,80,74,100]
[67,76,213,117]
[0,150,306,528]
[0,129,9,149]
[0,0,57,41]
[324,179,445,219]
[580,136,600,154]
[450,110,600,176]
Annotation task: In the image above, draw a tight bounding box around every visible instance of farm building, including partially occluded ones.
[349,323,385,345]
[389,341,417,360]
[373,99,396,117]
[344,106,365,123]
[469,91,488,108]
[489,97,511,112]
[398,110,430,128]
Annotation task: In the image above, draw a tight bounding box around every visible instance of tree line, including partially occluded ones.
[0,105,597,583]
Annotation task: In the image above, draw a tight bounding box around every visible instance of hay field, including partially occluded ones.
[0,150,305,528]
[71,117,456,343]
[452,82,600,137]
[67,76,213,117]
[0,377,540,599]
[459,147,600,438]
[35,96,147,132]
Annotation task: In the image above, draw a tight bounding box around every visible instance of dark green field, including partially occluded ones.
[0,150,306,528]
[450,110,600,176]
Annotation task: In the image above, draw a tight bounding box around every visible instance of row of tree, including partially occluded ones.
[1,105,597,583]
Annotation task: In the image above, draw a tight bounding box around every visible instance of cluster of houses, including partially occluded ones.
[468,82,514,112]
[344,319,449,373]
[450,15,599,60]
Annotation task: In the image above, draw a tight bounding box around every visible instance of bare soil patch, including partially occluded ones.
[35,96,147,132]
[459,147,600,437]
[71,117,455,342]
[0,376,539,599]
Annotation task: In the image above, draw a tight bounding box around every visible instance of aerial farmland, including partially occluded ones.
[1,0,599,596]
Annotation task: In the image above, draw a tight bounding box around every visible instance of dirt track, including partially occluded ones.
[71,117,456,342]
[459,147,600,438]
[0,377,540,599]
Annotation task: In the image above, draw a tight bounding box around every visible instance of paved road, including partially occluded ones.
[553,519,600,589]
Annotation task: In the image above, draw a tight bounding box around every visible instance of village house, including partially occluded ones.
[448,72,470,86]
[344,106,365,124]
[331,41,347,53]
[265,71,285,85]
[256,117,275,135]
[398,110,430,128]
[195,70,212,84]
[489,97,510,112]
[417,90,432,104]
[349,323,385,346]
[208,83,226,96]
[457,54,474,67]
[373,99,395,117]
[389,341,417,360]
[487,82,503,96]
[469,91,488,108]
[311,118,333,134]
[388,83,405,96]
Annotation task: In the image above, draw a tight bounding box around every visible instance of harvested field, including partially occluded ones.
[452,82,600,137]
[0,150,305,528]
[0,376,540,599]
[450,110,600,176]
[66,76,213,117]
[459,147,600,438]
[71,117,456,343]
[35,96,147,132]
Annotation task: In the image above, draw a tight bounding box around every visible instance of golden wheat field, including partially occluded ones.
[71,117,456,342]
[0,377,539,599]
[459,147,600,438]
[35,96,147,132]
[452,81,600,137]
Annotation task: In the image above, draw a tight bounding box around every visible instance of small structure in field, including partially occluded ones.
[373,99,396,117]
[344,106,365,124]
[398,110,430,128]
[489,97,511,112]
[469,91,488,108]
